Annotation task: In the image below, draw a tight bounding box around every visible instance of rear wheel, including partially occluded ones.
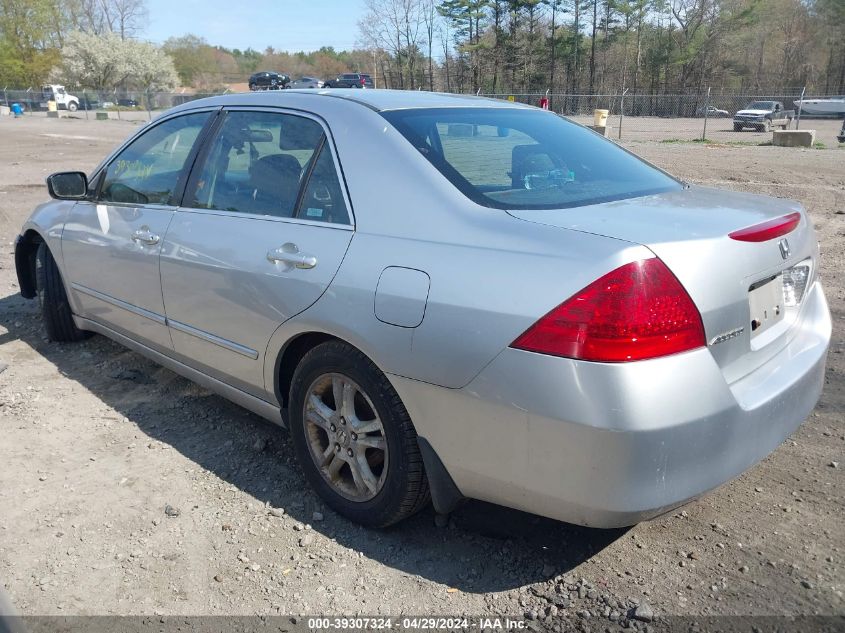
[35,243,91,342]
[288,341,429,527]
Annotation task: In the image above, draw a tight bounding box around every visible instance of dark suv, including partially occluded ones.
[248,71,291,91]
[324,73,374,89]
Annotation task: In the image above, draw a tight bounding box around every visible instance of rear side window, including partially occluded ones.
[99,112,210,205]
[187,110,349,224]
[382,107,681,210]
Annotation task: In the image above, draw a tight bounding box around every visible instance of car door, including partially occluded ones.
[159,108,354,398]
[62,110,214,352]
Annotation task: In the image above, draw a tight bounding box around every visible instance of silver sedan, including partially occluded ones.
[15,90,831,528]
[289,76,324,89]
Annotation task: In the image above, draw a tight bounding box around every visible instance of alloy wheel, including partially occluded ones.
[303,373,388,502]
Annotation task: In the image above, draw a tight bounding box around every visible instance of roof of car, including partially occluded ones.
[170,89,532,114]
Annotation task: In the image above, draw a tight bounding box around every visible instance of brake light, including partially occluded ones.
[511,258,705,362]
[728,212,801,242]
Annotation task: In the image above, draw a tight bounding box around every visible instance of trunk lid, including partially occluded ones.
[507,185,818,384]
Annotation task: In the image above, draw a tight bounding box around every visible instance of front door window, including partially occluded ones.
[99,111,211,206]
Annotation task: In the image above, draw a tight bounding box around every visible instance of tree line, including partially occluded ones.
[2,0,843,97]
[360,0,845,96]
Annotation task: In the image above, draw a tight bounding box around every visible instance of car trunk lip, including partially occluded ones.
[504,185,804,242]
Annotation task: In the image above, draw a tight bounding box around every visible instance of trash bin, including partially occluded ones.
[11,103,23,118]
[593,109,609,127]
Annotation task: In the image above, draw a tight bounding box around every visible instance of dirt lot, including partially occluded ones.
[0,115,842,625]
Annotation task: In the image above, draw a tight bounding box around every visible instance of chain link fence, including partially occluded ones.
[478,92,845,142]
[3,86,842,144]
[0,87,226,122]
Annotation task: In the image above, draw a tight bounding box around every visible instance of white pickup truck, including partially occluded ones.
[39,85,80,112]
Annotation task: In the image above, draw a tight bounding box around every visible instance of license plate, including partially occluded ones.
[748,276,784,338]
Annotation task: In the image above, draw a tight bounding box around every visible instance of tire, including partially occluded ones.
[67,101,78,112]
[733,123,743,132]
[35,243,91,342]
[288,341,430,527]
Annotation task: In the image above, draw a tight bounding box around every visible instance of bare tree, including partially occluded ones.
[421,0,437,90]
[359,0,425,89]
[66,0,147,39]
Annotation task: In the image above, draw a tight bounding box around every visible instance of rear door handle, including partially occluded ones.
[131,227,160,246]
[267,243,317,269]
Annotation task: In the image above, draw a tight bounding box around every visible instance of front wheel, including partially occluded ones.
[35,243,91,342]
[288,341,430,527]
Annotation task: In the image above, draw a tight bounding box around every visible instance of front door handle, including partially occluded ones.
[131,227,160,246]
[267,243,317,269]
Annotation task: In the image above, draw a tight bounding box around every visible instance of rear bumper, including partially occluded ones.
[393,282,831,528]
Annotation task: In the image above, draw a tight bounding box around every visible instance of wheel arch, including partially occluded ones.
[271,329,465,516]
[273,331,344,410]
[14,229,45,299]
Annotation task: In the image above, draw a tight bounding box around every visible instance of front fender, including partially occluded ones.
[16,199,79,306]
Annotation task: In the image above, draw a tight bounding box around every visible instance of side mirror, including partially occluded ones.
[47,171,88,200]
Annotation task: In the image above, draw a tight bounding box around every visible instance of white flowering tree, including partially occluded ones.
[56,30,178,98]
[125,38,179,92]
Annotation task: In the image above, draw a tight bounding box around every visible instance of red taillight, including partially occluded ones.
[728,212,801,242]
[511,258,705,362]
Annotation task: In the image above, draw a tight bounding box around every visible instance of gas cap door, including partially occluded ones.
[374,266,430,328]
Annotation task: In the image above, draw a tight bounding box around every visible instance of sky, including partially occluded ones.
[144,0,367,53]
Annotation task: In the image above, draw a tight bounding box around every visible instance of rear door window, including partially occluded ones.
[187,110,350,224]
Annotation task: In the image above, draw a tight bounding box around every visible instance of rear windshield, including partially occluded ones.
[382,107,681,210]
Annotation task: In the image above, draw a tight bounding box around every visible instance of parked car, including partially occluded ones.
[323,73,373,89]
[290,76,324,89]
[15,91,830,529]
[79,96,101,110]
[249,71,290,91]
[733,100,794,131]
[696,105,729,117]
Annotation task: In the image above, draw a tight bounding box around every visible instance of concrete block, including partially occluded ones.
[588,124,607,136]
[772,129,815,147]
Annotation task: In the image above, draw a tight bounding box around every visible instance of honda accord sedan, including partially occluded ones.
[15,90,831,528]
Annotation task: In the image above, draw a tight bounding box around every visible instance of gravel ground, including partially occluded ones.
[0,115,842,626]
